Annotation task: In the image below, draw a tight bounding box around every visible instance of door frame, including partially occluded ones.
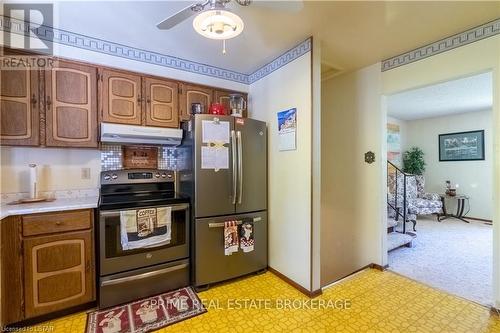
[380,69,497,304]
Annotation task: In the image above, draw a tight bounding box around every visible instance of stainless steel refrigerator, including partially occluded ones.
[179,114,267,289]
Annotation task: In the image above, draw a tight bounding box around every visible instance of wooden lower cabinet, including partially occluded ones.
[23,229,94,318]
[0,209,95,325]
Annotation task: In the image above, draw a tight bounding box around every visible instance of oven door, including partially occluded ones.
[99,203,189,276]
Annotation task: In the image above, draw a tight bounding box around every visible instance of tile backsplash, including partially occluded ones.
[101,145,190,171]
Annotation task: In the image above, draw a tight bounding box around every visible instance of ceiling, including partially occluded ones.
[387,72,493,121]
[48,1,500,75]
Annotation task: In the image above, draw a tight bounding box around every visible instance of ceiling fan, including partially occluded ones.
[157,0,302,53]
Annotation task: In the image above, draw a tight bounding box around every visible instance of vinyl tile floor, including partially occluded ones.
[25,268,500,332]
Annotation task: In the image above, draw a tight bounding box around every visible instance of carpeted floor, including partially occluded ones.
[388,215,493,306]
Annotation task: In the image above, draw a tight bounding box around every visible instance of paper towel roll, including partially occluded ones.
[29,164,37,199]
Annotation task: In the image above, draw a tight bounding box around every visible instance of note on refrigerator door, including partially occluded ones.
[201,146,229,171]
[202,120,230,144]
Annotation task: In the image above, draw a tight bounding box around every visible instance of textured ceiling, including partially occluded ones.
[387,72,493,121]
[45,1,500,74]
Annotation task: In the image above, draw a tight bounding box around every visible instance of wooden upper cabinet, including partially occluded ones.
[214,90,248,117]
[144,77,179,128]
[23,229,94,318]
[0,67,40,146]
[179,84,213,121]
[101,69,142,125]
[45,60,98,148]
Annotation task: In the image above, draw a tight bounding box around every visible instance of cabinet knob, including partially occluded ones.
[86,260,91,272]
[46,96,52,109]
[55,221,62,226]
[30,94,37,105]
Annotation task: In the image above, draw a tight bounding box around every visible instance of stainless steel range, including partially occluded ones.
[97,169,190,308]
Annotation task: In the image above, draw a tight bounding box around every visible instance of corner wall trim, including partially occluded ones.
[0,15,311,85]
[268,267,322,298]
[382,18,500,72]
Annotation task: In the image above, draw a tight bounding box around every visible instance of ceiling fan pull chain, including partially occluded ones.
[222,39,227,55]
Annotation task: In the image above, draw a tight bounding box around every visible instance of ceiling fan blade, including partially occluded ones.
[156,4,197,30]
[250,0,303,12]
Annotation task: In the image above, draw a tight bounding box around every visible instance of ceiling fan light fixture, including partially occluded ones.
[193,9,244,40]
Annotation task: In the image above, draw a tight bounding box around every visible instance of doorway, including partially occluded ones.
[383,71,494,306]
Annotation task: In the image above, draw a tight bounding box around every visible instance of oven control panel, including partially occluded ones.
[101,169,175,184]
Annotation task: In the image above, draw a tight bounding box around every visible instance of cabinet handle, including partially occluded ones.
[137,96,143,104]
[55,221,62,226]
[86,260,91,272]
[46,96,52,109]
[30,94,37,105]
[146,98,151,104]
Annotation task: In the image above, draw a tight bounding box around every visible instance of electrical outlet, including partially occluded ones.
[81,168,91,180]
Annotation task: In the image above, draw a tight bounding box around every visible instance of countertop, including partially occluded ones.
[0,196,99,220]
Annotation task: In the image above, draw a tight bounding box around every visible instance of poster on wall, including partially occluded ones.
[387,123,401,167]
[439,130,485,161]
[277,108,297,151]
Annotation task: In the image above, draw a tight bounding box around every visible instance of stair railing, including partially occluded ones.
[387,160,410,234]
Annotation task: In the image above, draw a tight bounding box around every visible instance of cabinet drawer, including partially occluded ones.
[22,209,92,237]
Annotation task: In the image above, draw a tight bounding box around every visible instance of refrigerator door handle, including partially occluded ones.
[231,130,237,204]
[237,130,243,204]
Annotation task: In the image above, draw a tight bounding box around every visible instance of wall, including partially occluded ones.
[320,63,384,286]
[382,35,500,306]
[404,110,493,220]
[249,52,313,290]
[0,147,100,195]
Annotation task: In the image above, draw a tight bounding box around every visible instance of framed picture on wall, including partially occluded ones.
[439,130,485,161]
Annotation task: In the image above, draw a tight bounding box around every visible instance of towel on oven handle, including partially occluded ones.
[120,207,172,250]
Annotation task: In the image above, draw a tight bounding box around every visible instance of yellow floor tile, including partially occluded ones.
[18,268,500,333]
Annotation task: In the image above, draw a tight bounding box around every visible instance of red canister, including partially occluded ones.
[209,103,226,115]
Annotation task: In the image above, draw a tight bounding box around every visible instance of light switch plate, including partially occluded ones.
[81,167,91,180]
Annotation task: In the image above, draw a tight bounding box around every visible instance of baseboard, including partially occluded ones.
[370,263,389,271]
[267,267,322,298]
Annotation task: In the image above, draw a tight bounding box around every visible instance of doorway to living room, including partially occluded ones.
[384,71,494,306]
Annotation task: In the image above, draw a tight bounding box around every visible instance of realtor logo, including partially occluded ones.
[2,3,53,55]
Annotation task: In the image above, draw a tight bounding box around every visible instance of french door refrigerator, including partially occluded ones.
[180,114,267,289]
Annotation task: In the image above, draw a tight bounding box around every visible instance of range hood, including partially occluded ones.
[100,123,183,146]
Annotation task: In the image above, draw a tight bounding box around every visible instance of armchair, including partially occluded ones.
[388,173,442,231]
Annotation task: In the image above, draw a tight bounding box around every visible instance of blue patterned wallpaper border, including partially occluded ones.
[248,37,312,84]
[382,19,500,72]
[0,15,311,85]
[0,15,249,84]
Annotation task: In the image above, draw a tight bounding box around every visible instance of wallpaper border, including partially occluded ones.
[382,19,500,72]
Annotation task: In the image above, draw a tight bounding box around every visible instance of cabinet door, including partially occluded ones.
[144,77,179,128]
[179,84,213,121]
[1,216,23,325]
[45,60,98,147]
[0,67,40,146]
[214,90,248,117]
[24,229,94,318]
[101,69,142,125]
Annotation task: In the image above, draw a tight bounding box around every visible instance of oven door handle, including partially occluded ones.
[99,203,189,217]
[100,263,188,287]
